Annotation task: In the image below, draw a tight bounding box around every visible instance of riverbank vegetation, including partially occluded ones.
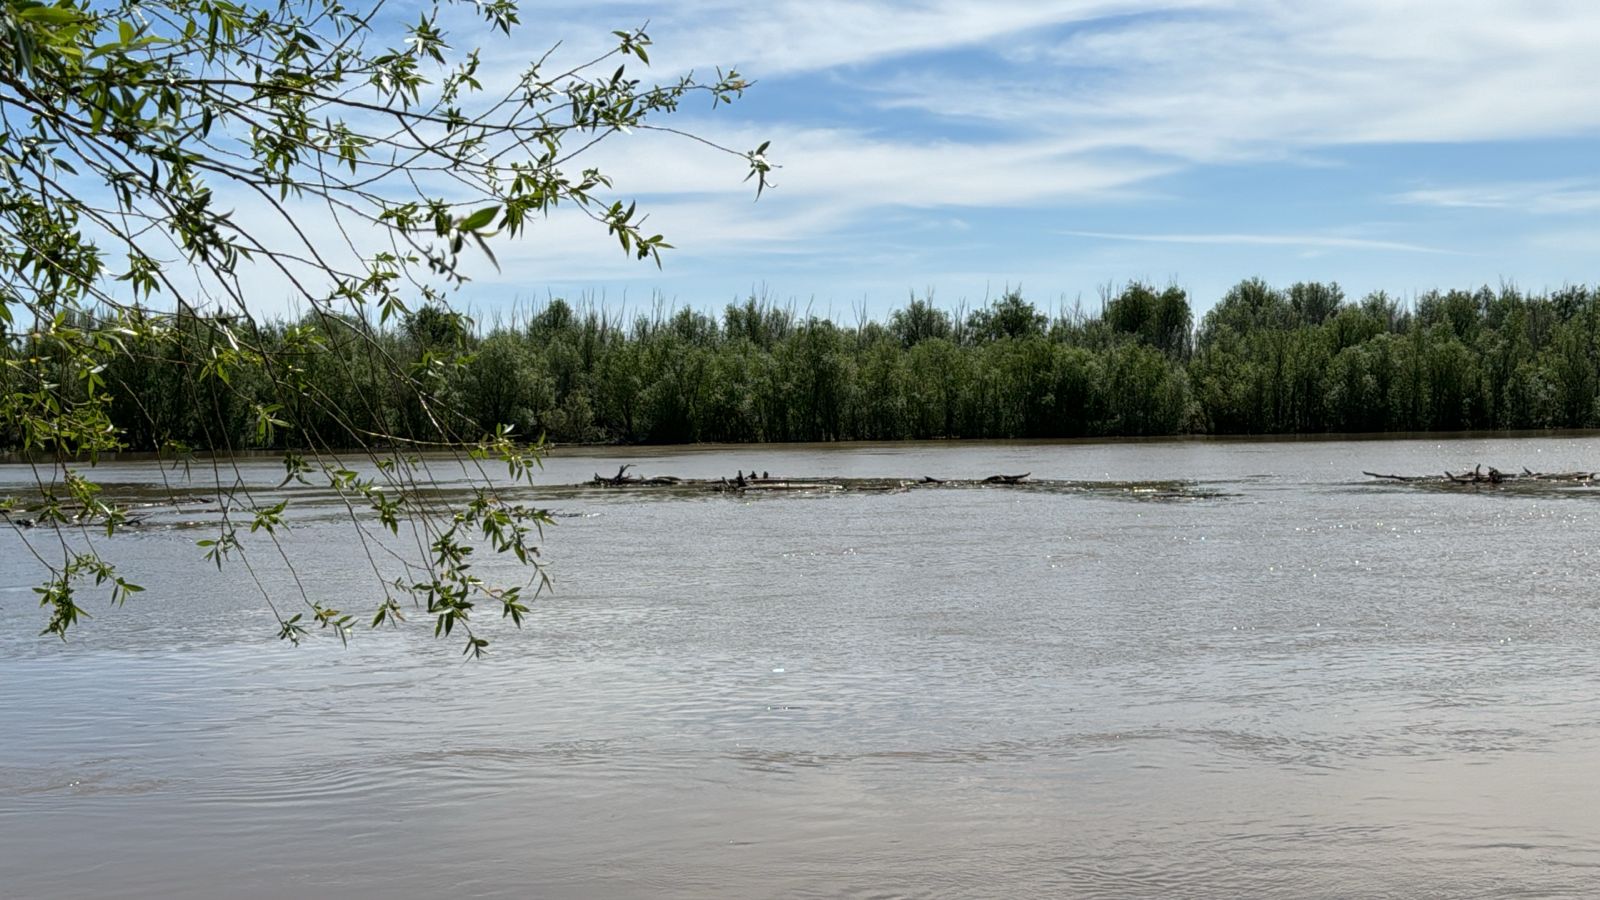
[7,279,1598,452]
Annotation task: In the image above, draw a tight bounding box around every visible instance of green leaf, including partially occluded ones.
[17,6,84,25]
[458,205,499,232]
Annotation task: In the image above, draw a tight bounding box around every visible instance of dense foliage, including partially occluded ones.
[0,0,765,649]
[13,279,1600,451]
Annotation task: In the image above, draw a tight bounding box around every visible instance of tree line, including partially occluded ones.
[6,278,1600,451]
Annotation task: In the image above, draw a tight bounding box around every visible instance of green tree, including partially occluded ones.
[889,295,953,348]
[1287,281,1343,326]
[966,289,1046,343]
[1199,278,1292,347]
[1104,282,1192,358]
[0,0,770,651]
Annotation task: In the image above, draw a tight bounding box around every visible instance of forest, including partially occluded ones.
[6,278,1600,451]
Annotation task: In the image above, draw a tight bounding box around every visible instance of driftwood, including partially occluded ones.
[591,464,636,485]
[1446,464,1506,485]
[592,464,682,486]
[0,491,215,527]
[1519,467,1599,481]
[567,471,1218,502]
[1364,464,1597,486]
[583,467,1050,493]
[6,511,151,528]
[1363,471,1427,482]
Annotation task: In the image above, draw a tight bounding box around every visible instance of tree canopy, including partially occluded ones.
[0,0,769,651]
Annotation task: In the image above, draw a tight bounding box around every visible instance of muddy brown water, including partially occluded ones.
[4,436,1600,898]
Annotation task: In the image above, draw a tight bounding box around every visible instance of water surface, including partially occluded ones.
[4,435,1600,898]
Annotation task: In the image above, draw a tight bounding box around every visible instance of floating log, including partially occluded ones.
[1363,471,1425,482]
[585,468,1044,493]
[1364,465,1596,486]
[1520,468,1598,481]
[565,467,1232,503]
[592,464,648,486]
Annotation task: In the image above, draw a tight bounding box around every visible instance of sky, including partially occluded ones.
[331,2,1600,320]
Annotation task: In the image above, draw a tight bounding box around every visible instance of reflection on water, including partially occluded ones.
[5,435,1600,898]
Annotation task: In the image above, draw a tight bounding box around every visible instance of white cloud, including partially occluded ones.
[405,121,1176,292]
[643,0,1207,76]
[1395,180,1600,215]
[595,121,1174,204]
[1063,230,1452,254]
[432,1,1600,293]
[864,0,1600,161]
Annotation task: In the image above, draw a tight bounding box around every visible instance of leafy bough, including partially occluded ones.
[0,0,772,654]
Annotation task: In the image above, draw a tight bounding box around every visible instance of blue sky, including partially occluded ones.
[432,2,1600,321]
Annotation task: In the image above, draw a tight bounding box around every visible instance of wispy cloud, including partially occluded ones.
[1063,230,1452,254]
[866,1,1600,161]
[642,0,1201,77]
[476,3,1600,243]
[1395,180,1600,214]
[593,122,1174,204]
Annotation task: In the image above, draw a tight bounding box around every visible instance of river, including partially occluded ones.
[4,435,1600,898]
